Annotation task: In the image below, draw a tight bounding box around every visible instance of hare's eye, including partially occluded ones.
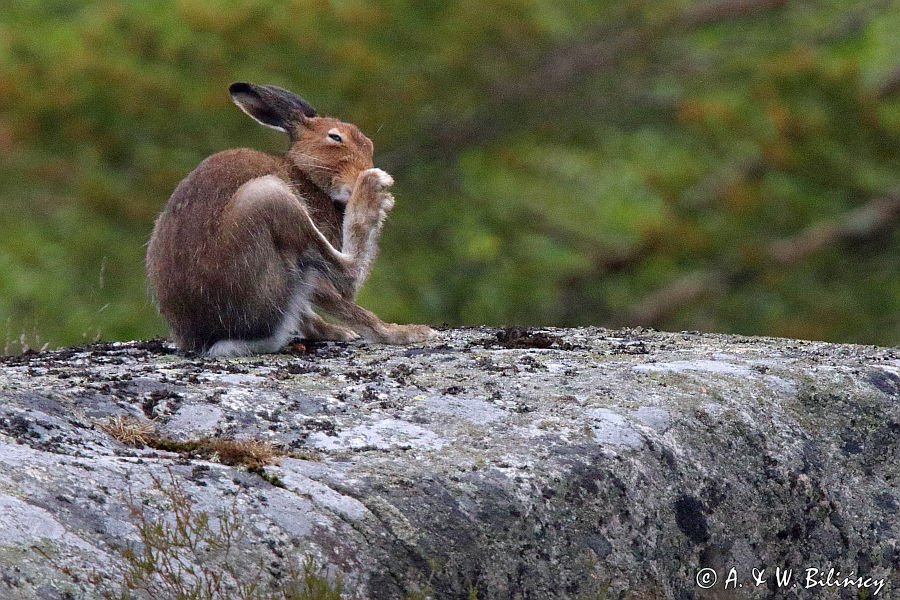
[327,132,343,143]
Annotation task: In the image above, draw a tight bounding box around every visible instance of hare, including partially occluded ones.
[146,82,436,357]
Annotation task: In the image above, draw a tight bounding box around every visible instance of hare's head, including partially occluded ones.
[229,82,375,203]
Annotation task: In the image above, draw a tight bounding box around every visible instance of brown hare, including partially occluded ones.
[146,82,435,356]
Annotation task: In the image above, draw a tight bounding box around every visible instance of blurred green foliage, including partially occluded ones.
[0,0,898,352]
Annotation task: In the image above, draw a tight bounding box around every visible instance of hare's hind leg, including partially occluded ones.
[298,308,359,342]
[311,277,436,344]
[209,176,344,356]
[300,314,359,342]
[207,282,313,357]
[225,176,352,268]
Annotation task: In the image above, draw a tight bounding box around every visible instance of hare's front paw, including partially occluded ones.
[360,168,394,191]
[378,192,395,212]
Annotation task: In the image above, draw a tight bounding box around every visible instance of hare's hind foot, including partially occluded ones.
[310,278,436,345]
[375,323,437,345]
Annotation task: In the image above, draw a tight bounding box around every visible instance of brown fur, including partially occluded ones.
[145,82,435,355]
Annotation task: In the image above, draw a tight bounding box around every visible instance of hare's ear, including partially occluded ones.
[228,82,317,134]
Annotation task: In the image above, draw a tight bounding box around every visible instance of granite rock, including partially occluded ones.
[0,327,897,599]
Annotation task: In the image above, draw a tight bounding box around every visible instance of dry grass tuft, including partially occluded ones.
[205,438,280,469]
[97,417,291,486]
[98,415,155,447]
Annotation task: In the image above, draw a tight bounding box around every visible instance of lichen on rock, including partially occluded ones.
[0,327,897,598]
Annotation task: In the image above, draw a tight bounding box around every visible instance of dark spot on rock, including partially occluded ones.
[87,492,106,505]
[675,588,697,600]
[131,338,176,354]
[402,344,458,358]
[841,435,863,455]
[389,364,415,383]
[282,363,317,376]
[143,390,183,419]
[776,522,804,541]
[800,440,824,473]
[875,492,898,514]
[482,327,575,350]
[572,473,599,498]
[611,340,648,355]
[867,369,900,397]
[499,327,557,349]
[0,415,32,438]
[674,494,709,543]
[585,533,613,558]
[296,339,351,359]
[868,420,900,465]
[477,357,519,378]
[444,385,464,395]
[856,549,874,574]
[659,447,677,469]
[828,507,845,530]
[304,419,337,435]
[346,369,379,383]
[701,480,728,510]
[518,355,546,372]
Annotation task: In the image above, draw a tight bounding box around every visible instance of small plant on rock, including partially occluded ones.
[98,472,342,600]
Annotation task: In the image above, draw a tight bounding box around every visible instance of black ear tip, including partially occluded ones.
[229,82,253,96]
[228,81,317,126]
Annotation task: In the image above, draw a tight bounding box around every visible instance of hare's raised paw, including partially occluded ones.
[361,168,394,191]
[378,192,395,212]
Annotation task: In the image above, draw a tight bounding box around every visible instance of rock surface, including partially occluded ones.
[0,327,898,599]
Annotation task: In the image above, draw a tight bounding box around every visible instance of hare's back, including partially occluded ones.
[146,149,299,351]
[165,149,292,215]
